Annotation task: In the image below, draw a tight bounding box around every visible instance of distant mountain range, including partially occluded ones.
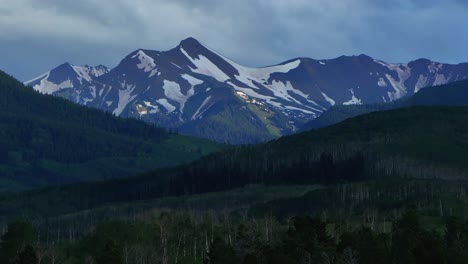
[25,37,468,143]
[301,80,468,131]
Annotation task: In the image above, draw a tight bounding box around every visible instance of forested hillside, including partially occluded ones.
[2,105,468,218]
[0,71,222,191]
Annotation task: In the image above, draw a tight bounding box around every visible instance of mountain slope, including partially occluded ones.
[4,105,468,217]
[0,70,222,192]
[301,80,468,130]
[26,38,468,144]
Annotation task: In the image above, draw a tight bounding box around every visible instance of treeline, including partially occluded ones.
[1,212,467,264]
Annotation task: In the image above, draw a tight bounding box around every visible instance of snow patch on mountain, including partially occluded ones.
[321,92,336,106]
[89,86,97,100]
[180,48,230,82]
[284,105,315,115]
[385,64,411,101]
[32,74,74,94]
[240,62,299,86]
[268,81,324,112]
[157,99,176,113]
[71,65,109,83]
[343,89,362,105]
[25,72,49,85]
[378,78,388,87]
[269,80,306,104]
[136,104,148,115]
[181,74,203,87]
[72,66,93,82]
[192,96,212,120]
[91,66,109,77]
[171,62,183,69]
[203,43,301,88]
[143,101,160,114]
[114,84,137,116]
[428,62,443,73]
[162,80,195,116]
[415,75,428,93]
[433,74,448,86]
[374,60,388,67]
[137,101,160,115]
[132,50,159,77]
[252,60,301,76]
[227,81,274,103]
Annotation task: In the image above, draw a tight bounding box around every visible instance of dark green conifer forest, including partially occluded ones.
[0,71,222,191]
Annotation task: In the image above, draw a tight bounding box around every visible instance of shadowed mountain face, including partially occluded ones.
[25,38,468,144]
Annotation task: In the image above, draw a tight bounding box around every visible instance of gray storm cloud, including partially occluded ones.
[0,0,467,80]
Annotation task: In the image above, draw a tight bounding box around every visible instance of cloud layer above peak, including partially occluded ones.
[1,0,467,80]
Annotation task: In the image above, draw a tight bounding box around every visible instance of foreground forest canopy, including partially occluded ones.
[1,212,467,264]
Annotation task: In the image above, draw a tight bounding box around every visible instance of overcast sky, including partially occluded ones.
[1,0,467,81]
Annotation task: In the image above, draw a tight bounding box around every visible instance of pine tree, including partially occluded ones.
[95,240,122,264]
[15,245,38,264]
[206,237,238,264]
[0,221,36,264]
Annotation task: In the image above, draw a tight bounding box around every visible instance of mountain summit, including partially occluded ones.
[179,36,204,49]
[25,38,468,143]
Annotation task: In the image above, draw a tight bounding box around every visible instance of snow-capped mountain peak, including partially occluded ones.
[25,63,110,94]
